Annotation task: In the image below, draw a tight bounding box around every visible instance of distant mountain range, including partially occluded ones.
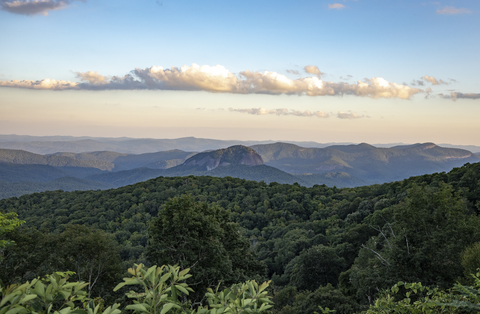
[1,135,479,199]
[2,134,479,155]
[252,142,480,183]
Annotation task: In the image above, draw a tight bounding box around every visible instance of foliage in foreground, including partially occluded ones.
[364,270,480,313]
[0,264,273,314]
[3,265,480,314]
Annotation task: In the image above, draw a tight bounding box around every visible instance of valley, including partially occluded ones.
[0,136,479,198]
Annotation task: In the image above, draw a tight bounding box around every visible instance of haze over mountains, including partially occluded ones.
[2,134,480,155]
[1,134,479,199]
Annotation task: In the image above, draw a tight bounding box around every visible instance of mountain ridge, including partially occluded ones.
[1,141,479,199]
[2,134,479,155]
[182,145,263,171]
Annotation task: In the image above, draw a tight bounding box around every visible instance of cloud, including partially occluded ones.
[337,111,365,119]
[440,92,480,101]
[410,80,424,86]
[304,65,325,78]
[421,75,448,85]
[286,69,300,75]
[0,78,78,89]
[228,107,329,118]
[0,63,424,99]
[328,3,345,9]
[135,64,242,92]
[75,71,107,84]
[0,0,82,16]
[436,6,471,14]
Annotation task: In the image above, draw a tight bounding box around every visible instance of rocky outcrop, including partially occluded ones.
[183,145,264,171]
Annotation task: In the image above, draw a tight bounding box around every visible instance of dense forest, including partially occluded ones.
[1,162,480,313]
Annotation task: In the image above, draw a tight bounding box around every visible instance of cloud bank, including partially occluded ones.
[0,63,423,99]
[228,107,329,118]
[440,92,480,101]
[229,108,369,119]
[337,111,364,119]
[0,0,82,16]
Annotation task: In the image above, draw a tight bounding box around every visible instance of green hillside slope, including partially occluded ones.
[0,177,111,199]
[86,164,305,187]
[0,149,114,170]
[52,149,195,171]
[0,162,105,182]
[251,142,479,183]
[51,151,128,162]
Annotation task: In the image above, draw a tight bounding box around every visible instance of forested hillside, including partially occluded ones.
[1,162,480,313]
[0,149,114,170]
[252,142,480,184]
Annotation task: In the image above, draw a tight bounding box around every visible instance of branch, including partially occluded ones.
[361,244,390,266]
[404,228,410,255]
[369,225,392,249]
[387,223,396,238]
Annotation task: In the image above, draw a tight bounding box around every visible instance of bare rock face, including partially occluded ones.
[184,155,222,170]
[238,152,263,166]
[183,145,264,171]
[316,164,345,171]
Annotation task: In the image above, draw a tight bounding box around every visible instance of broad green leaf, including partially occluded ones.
[58,307,74,314]
[33,282,45,298]
[59,290,70,300]
[0,293,18,307]
[19,295,37,304]
[178,268,190,277]
[258,282,268,293]
[258,304,273,312]
[5,307,27,314]
[102,304,122,314]
[175,285,189,295]
[160,303,176,314]
[125,303,149,312]
[145,266,156,283]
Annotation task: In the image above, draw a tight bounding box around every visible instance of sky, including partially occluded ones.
[0,0,479,145]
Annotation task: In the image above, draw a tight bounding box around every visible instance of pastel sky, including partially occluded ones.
[1,0,479,145]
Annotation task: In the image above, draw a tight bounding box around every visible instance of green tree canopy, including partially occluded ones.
[288,245,346,291]
[350,183,480,303]
[0,211,24,249]
[0,225,123,301]
[146,195,265,303]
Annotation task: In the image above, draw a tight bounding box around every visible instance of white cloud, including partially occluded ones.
[75,71,107,84]
[0,63,423,99]
[0,0,82,16]
[328,3,345,9]
[228,107,330,118]
[421,75,448,85]
[304,65,325,78]
[135,64,242,92]
[436,6,471,14]
[337,111,364,119]
[0,78,78,89]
